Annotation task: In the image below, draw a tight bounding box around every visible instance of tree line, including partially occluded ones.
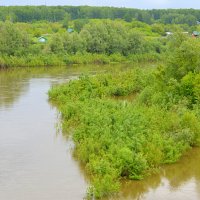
[0,6,200,26]
[0,20,165,58]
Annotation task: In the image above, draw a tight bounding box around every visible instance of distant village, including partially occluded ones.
[37,20,200,44]
[165,20,200,38]
[165,31,199,37]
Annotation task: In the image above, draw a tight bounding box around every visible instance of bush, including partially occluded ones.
[49,67,200,198]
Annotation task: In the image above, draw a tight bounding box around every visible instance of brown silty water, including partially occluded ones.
[0,66,200,200]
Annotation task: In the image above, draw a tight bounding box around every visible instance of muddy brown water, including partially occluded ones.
[0,66,200,200]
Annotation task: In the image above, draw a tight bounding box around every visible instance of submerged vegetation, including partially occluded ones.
[49,32,200,198]
[1,5,200,199]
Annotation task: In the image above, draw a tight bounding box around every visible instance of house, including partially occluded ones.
[165,31,173,36]
[38,36,47,43]
[192,31,200,38]
[67,28,74,33]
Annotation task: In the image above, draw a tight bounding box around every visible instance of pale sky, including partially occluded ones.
[1,0,200,9]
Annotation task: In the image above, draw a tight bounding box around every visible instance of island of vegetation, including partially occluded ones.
[1,5,200,199]
[49,41,200,198]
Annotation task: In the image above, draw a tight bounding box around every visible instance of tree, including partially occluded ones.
[63,32,86,54]
[62,13,71,29]
[74,19,89,33]
[0,22,30,56]
[168,38,200,79]
[80,20,108,53]
[125,30,144,55]
[151,23,165,36]
[49,34,64,54]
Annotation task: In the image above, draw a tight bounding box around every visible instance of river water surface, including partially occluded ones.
[0,66,200,200]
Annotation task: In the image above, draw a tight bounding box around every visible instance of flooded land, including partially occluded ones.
[0,66,200,200]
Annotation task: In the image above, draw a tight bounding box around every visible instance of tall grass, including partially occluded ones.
[0,53,162,68]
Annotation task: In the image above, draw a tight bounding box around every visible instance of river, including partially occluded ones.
[0,66,200,200]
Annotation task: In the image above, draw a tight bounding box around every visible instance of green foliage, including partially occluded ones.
[62,32,86,54]
[73,19,89,32]
[47,28,200,196]
[62,13,71,29]
[49,34,64,54]
[0,22,30,56]
[167,37,200,79]
[180,73,200,106]
[151,23,165,36]
[0,19,164,68]
[49,65,200,198]
[161,13,197,26]
[3,5,198,198]
[0,6,200,27]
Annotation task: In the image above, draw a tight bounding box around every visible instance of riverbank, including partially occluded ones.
[0,52,161,68]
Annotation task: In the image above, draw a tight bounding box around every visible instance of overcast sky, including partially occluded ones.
[1,0,200,9]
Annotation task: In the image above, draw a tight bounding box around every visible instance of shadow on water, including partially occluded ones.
[0,70,29,108]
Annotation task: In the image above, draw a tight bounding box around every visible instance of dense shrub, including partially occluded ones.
[49,66,200,198]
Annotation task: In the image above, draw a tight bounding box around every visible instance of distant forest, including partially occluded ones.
[0,6,199,25]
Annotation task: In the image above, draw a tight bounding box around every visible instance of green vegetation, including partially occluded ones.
[49,33,200,198]
[0,6,200,26]
[1,6,200,198]
[1,6,200,68]
[0,19,165,68]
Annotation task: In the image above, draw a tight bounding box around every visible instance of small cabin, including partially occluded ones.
[165,31,173,36]
[192,31,200,37]
[38,36,47,43]
[67,28,74,33]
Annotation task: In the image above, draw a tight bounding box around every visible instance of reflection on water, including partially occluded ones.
[0,66,89,200]
[107,146,200,200]
[0,65,200,200]
[0,70,29,108]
